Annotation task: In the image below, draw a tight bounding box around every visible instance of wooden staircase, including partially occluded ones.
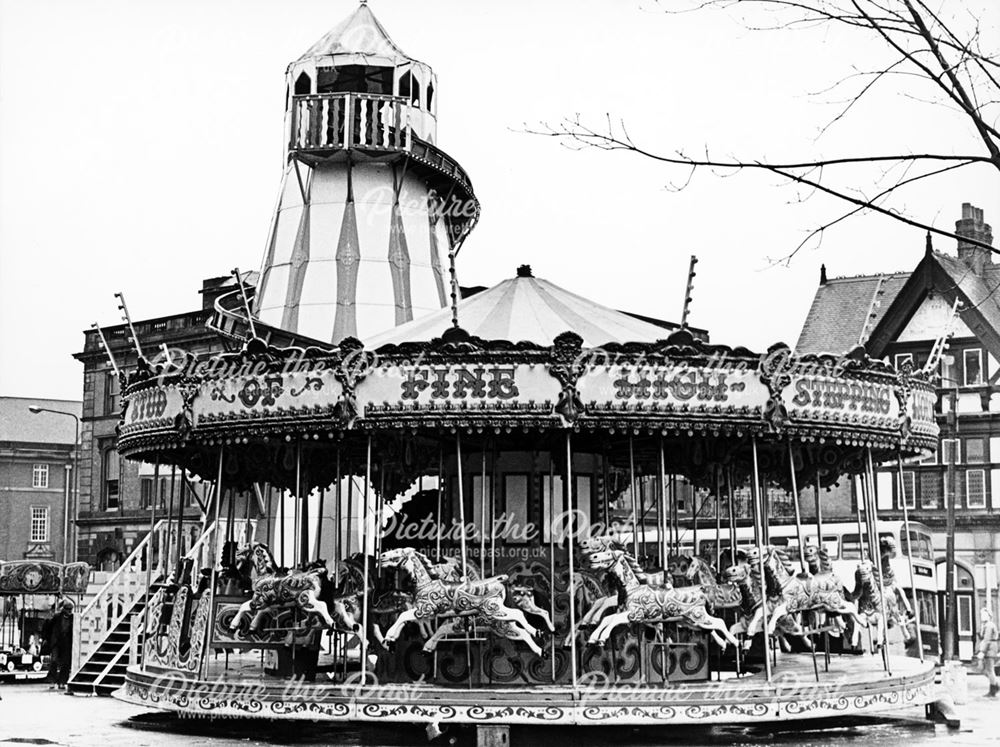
[67,518,239,695]
[67,590,150,695]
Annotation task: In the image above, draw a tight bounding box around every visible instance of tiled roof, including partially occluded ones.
[795,272,910,355]
[0,397,81,445]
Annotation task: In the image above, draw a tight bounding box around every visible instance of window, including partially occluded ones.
[920,471,942,509]
[398,71,420,106]
[944,471,963,505]
[958,595,974,635]
[895,353,914,370]
[32,464,49,488]
[965,438,985,463]
[470,473,493,539]
[104,370,120,415]
[294,71,311,96]
[426,81,434,112]
[900,471,916,509]
[966,469,987,508]
[841,533,863,560]
[901,530,934,561]
[30,507,49,542]
[941,354,957,385]
[503,475,530,543]
[964,348,984,386]
[102,446,120,510]
[941,438,961,465]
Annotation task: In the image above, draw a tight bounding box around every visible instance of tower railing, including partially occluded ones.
[290,92,413,154]
[289,92,474,195]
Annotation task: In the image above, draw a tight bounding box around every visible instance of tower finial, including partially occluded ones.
[925,231,933,255]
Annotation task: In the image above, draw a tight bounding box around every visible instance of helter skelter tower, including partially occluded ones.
[253,3,479,343]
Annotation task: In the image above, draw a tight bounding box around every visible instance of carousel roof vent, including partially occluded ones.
[516,264,533,278]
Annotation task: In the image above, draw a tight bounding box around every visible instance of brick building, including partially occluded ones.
[796,203,1000,658]
[0,397,81,562]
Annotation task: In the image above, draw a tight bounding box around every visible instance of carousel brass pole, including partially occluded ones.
[376,460,386,570]
[566,432,579,691]
[490,440,498,576]
[896,451,924,662]
[480,448,487,578]
[279,484,286,567]
[628,435,639,559]
[436,447,444,562]
[163,465,176,577]
[857,469,874,654]
[659,439,668,570]
[787,443,806,574]
[751,437,772,682]
[143,456,160,648]
[456,431,474,688]
[264,484,272,559]
[866,448,892,675]
[359,435,373,690]
[549,457,556,683]
[727,468,737,567]
[316,485,325,562]
[456,432,468,579]
[333,453,340,579]
[346,463,354,558]
[199,446,224,681]
[714,467,722,571]
[692,485,699,560]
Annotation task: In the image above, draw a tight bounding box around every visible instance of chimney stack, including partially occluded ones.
[956,202,993,274]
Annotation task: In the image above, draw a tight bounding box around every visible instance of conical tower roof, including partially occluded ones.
[364,268,673,348]
[296,3,421,67]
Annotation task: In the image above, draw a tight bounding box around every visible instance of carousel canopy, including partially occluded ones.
[364,267,674,348]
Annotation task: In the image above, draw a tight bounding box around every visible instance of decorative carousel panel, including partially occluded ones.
[0,561,64,594]
[356,362,560,414]
[195,369,344,423]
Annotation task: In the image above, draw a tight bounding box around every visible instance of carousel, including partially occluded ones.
[108,1,940,734]
[0,560,89,677]
[112,295,941,727]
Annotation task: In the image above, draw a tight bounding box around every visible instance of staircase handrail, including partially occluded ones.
[77,519,169,623]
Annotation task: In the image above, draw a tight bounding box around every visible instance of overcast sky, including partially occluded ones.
[1,0,997,400]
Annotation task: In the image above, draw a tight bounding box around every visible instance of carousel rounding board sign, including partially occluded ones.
[196,369,343,421]
[577,365,767,410]
[356,363,561,412]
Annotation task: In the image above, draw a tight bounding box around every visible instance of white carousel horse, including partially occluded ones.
[229,543,335,631]
[764,546,866,629]
[801,545,845,636]
[378,548,540,654]
[725,555,811,650]
[683,557,742,612]
[585,549,737,649]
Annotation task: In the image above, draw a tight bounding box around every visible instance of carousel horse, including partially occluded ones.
[725,555,811,650]
[683,557,742,612]
[229,543,335,632]
[764,546,866,629]
[421,583,546,656]
[567,537,669,647]
[801,544,845,636]
[378,548,540,652]
[849,560,885,649]
[585,549,737,649]
[878,537,917,642]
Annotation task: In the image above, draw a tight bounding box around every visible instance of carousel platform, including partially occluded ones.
[117,653,936,726]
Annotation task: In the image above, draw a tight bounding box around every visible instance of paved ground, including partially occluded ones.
[0,674,998,746]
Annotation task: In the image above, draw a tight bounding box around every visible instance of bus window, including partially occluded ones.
[901,530,934,561]
[841,534,863,559]
[770,536,801,562]
[916,589,937,626]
